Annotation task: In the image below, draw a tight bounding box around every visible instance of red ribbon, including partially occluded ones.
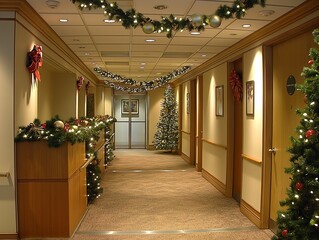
[27,45,43,82]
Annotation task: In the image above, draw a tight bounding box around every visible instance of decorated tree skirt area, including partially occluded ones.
[15,115,116,238]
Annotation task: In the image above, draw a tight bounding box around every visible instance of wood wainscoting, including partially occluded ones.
[0,234,17,239]
[202,169,227,196]
[16,141,87,239]
[240,199,261,228]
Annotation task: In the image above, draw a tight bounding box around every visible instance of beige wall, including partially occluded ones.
[181,82,190,157]
[241,46,263,212]
[0,16,16,234]
[202,63,228,184]
[104,87,113,115]
[148,87,165,147]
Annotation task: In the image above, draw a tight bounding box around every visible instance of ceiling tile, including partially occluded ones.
[51,26,89,36]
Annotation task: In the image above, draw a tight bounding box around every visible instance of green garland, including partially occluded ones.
[71,0,266,38]
[15,115,117,203]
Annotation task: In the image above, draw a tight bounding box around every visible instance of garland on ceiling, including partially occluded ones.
[71,0,266,38]
[95,66,191,93]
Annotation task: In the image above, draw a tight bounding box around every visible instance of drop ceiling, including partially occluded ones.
[26,0,306,83]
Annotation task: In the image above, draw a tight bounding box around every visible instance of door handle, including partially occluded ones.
[268,147,278,154]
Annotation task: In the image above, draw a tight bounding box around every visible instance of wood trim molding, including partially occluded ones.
[181,130,190,135]
[173,0,319,86]
[202,169,226,195]
[181,152,190,164]
[241,153,262,164]
[0,234,17,239]
[240,199,261,228]
[202,138,227,150]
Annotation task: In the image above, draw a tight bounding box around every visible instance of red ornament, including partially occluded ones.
[64,123,70,131]
[76,76,84,91]
[308,59,314,65]
[26,45,43,83]
[295,182,304,191]
[41,123,46,129]
[281,229,288,237]
[306,129,316,139]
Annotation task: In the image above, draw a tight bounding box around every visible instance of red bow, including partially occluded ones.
[27,45,43,82]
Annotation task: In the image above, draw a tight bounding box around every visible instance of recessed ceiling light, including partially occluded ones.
[59,18,68,23]
[103,19,116,23]
[84,53,90,56]
[156,72,162,75]
[201,54,207,57]
[140,66,145,69]
[190,31,201,35]
[242,24,251,28]
[259,10,275,17]
[154,5,167,10]
[46,0,60,9]
[145,39,156,42]
[141,62,146,65]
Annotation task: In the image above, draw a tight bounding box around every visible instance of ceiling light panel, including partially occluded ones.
[227,19,270,31]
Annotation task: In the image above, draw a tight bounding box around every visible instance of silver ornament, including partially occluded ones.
[209,15,221,28]
[142,22,155,34]
[54,120,64,129]
[191,14,203,27]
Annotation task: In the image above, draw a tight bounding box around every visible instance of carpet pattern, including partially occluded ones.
[73,149,273,240]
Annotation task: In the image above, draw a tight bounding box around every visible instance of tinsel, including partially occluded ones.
[98,66,191,93]
[71,0,266,38]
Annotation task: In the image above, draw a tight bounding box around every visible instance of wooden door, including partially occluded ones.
[270,31,315,230]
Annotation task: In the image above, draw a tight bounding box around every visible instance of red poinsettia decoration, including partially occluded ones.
[76,76,84,91]
[26,45,43,83]
[229,69,242,101]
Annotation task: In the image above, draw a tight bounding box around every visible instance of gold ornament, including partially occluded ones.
[54,120,64,129]
[209,15,222,28]
[142,22,155,34]
[191,14,203,27]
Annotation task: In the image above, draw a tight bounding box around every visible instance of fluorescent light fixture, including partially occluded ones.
[103,19,116,23]
[59,18,68,23]
[145,39,156,42]
[242,24,251,28]
[190,31,200,35]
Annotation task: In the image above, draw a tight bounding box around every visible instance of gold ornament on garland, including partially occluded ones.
[208,15,222,28]
[142,22,155,34]
[71,0,266,38]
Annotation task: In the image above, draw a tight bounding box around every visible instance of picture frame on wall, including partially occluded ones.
[246,80,254,116]
[215,85,224,116]
[121,99,139,115]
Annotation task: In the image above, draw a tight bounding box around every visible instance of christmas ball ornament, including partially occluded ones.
[191,14,203,27]
[306,129,316,138]
[72,125,78,131]
[209,15,221,28]
[64,123,70,131]
[142,22,155,34]
[41,123,46,129]
[281,229,288,237]
[54,120,64,129]
[308,59,314,65]
[295,182,304,191]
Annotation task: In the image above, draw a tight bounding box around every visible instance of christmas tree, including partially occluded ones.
[272,29,319,239]
[153,84,179,151]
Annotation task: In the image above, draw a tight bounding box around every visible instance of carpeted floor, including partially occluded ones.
[73,149,274,240]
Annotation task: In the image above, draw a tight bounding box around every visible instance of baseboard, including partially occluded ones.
[202,169,226,195]
[269,218,277,234]
[181,153,191,164]
[0,234,18,239]
[240,199,261,228]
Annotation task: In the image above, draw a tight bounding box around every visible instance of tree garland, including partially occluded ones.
[71,0,266,38]
[98,66,191,93]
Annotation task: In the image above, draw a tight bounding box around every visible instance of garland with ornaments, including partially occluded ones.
[95,66,191,93]
[71,0,266,38]
[94,66,191,93]
[15,115,117,202]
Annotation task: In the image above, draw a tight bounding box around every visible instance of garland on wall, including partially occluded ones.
[71,0,266,38]
[96,66,191,93]
[15,115,117,202]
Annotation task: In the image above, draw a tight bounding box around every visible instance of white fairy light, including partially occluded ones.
[310,101,315,106]
[295,194,299,199]
[303,113,308,116]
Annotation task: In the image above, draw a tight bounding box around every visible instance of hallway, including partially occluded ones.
[73,150,273,240]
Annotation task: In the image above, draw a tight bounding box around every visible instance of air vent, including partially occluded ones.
[101,51,129,57]
[162,52,193,58]
[46,0,60,8]
[105,62,129,65]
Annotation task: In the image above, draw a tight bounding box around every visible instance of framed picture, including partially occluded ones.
[215,85,224,116]
[246,80,254,116]
[186,92,190,114]
[121,99,139,115]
